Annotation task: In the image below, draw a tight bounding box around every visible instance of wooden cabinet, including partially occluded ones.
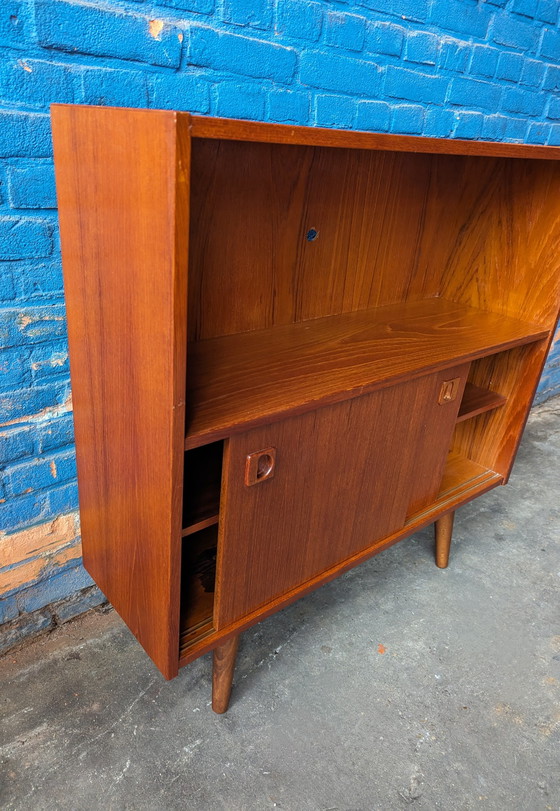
[51,105,560,713]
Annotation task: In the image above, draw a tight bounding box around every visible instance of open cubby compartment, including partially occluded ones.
[451,340,549,480]
[182,440,224,536]
[180,524,218,648]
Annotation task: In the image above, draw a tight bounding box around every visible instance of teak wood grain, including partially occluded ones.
[214,369,466,628]
[52,105,560,700]
[51,105,190,678]
[185,298,545,448]
[189,115,560,161]
[179,449,503,664]
[457,382,506,423]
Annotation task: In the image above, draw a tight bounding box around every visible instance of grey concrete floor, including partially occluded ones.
[1,401,559,811]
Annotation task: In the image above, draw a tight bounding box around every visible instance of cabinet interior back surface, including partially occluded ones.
[51,105,560,700]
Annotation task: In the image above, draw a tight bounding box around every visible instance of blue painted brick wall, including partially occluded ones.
[1,0,560,642]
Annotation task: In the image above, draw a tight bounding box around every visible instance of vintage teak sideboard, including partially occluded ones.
[51,105,560,713]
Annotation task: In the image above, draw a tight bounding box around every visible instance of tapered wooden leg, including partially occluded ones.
[212,634,239,714]
[435,511,455,569]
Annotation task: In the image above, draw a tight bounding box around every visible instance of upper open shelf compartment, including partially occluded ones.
[185,296,546,449]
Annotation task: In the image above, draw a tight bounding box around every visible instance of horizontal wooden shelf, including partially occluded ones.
[182,514,219,538]
[185,297,546,449]
[457,382,507,423]
[405,451,503,525]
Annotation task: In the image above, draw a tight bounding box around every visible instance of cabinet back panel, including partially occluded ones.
[188,140,437,340]
[417,156,560,329]
[189,142,560,341]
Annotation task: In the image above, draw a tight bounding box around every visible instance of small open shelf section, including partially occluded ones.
[185,296,546,449]
[457,382,507,423]
[182,442,222,537]
[181,525,217,648]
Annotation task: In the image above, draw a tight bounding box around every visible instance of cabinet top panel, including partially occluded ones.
[51,105,560,161]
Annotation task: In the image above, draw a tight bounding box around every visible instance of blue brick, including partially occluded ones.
[423,108,456,138]
[215,82,266,119]
[190,26,297,83]
[0,304,65,349]
[35,0,183,69]
[405,31,439,66]
[492,14,539,51]
[391,104,424,135]
[483,114,527,141]
[17,563,93,614]
[55,586,106,624]
[0,265,16,301]
[158,0,213,12]
[364,22,403,58]
[527,121,551,142]
[448,77,502,112]
[150,74,210,113]
[439,39,470,74]
[3,450,76,497]
[496,52,524,82]
[548,124,560,146]
[470,45,500,78]
[520,59,546,87]
[0,2,31,50]
[81,68,148,109]
[29,342,69,382]
[543,65,560,92]
[47,480,79,516]
[0,380,70,424]
[453,111,484,139]
[315,94,356,129]
[37,415,75,453]
[222,0,272,30]
[268,89,310,123]
[0,347,28,391]
[547,97,560,119]
[356,100,391,132]
[301,52,382,96]
[385,66,448,105]
[512,0,538,17]
[0,610,52,655]
[275,1,323,43]
[0,58,75,108]
[541,29,560,63]
[0,596,19,625]
[536,0,558,24]
[0,490,49,532]
[325,12,366,52]
[0,112,52,158]
[18,261,64,298]
[0,426,35,464]
[358,0,427,23]
[7,164,56,209]
[430,0,491,39]
[0,217,53,260]
[502,87,545,115]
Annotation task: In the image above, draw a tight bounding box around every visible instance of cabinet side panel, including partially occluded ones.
[51,105,189,679]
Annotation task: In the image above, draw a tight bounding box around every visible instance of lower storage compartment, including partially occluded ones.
[180,525,217,649]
